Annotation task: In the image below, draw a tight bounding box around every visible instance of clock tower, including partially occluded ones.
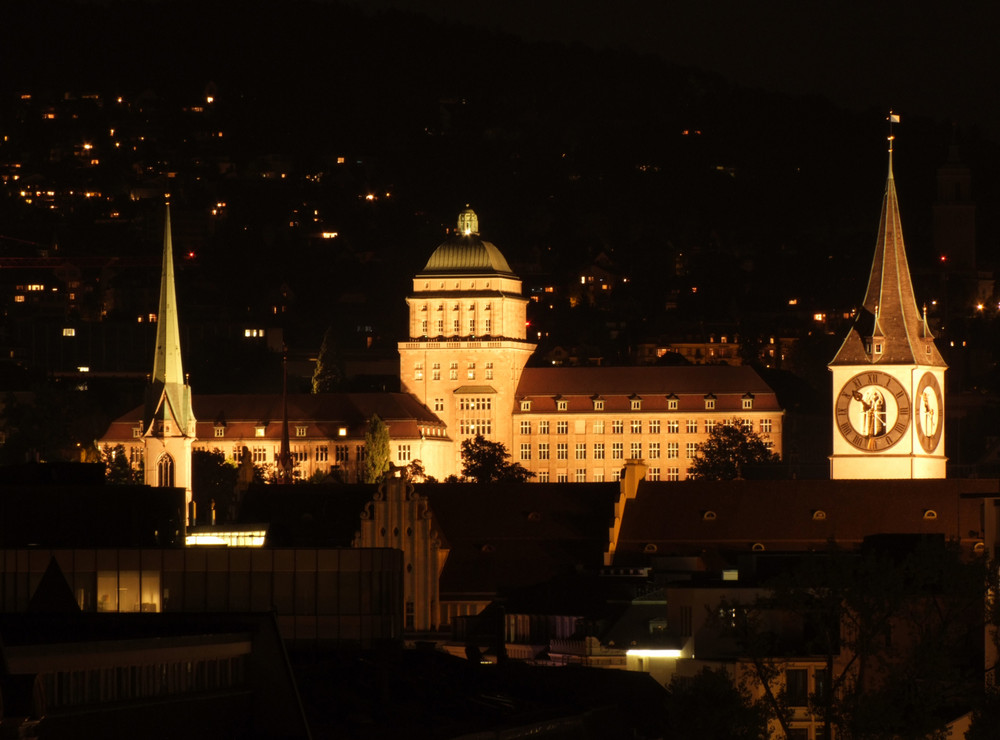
[829,131,947,479]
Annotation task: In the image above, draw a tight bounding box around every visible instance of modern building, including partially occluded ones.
[829,136,948,479]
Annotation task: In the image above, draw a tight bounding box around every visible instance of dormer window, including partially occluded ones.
[704,394,716,410]
[667,394,679,411]
[520,400,531,411]
[296,426,307,437]
[557,399,568,411]
[593,399,605,411]
[874,342,883,354]
[215,426,226,438]
[255,426,266,437]
[742,393,754,410]
[630,397,642,411]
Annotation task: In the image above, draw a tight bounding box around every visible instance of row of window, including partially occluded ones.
[521,441,700,461]
[415,362,494,381]
[519,418,773,435]
[234,444,415,465]
[533,468,686,483]
[419,318,493,336]
[519,396,755,412]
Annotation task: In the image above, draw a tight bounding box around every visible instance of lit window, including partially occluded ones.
[612,442,623,459]
[255,426,266,437]
[557,443,568,459]
[520,421,532,434]
[538,443,550,460]
[520,443,531,460]
[576,443,586,459]
[686,419,698,433]
[704,395,716,410]
[630,398,641,410]
[215,426,225,438]
[649,420,660,434]
[397,444,411,462]
[666,420,679,434]
[761,419,772,433]
[631,420,642,434]
[686,442,698,459]
[521,400,531,411]
[649,442,660,459]
[612,420,623,434]
[593,420,605,434]
[539,421,550,434]
[742,394,754,410]
[557,399,568,411]
[667,396,679,410]
[593,399,604,411]
[296,426,307,437]
[666,442,679,458]
[594,442,605,459]
[62,327,75,337]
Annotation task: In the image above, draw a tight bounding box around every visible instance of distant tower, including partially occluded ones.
[829,129,947,479]
[398,208,536,475]
[143,204,197,520]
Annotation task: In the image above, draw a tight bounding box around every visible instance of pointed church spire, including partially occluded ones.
[152,203,185,387]
[830,129,946,368]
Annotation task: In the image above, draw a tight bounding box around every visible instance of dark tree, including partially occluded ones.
[665,668,769,740]
[362,414,391,483]
[687,419,780,480]
[460,435,535,483]
[101,444,141,484]
[192,448,238,524]
[312,326,344,393]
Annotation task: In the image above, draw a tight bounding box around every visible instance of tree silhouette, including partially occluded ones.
[687,419,779,480]
[362,414,391,483]
[460,434,534,483]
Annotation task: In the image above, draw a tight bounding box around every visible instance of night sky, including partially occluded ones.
[344,0,1000,140]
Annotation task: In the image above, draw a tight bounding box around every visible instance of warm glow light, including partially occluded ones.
[626,649,683,658]
[321,232,338,239]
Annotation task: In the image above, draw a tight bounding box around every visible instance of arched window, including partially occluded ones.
[157,453,174,487]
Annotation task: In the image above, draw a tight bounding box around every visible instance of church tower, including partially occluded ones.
[398,208,536,475]
[143,204,197,520]
[829,129,947,479]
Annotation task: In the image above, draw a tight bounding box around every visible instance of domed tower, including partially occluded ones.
[829,130,947,479]
[399,209,536,475]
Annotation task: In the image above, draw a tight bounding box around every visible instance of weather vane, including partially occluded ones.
[887,110,900,151]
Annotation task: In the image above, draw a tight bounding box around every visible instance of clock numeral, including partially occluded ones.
[898,405,909,417]
[852,377,865,389]
[852,434,864,447]
[840,422,852,436]
[867,373,879,385]
[892,420,907,435]
[894,389,905,399]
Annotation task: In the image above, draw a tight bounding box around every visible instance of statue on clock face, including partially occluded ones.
[836,371,911,452]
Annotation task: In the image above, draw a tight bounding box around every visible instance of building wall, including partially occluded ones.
[0,547,403,648]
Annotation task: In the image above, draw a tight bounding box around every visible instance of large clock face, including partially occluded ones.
[915,372,943,453]
[836,371,911,451]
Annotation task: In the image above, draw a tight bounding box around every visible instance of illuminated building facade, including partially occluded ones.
[829,138,947,479]
[398,208,537,475]
[400,209,783,480]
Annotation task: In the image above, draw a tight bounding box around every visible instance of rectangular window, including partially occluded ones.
[666,467,680,482]
[485,362,493,380]
[436,319,443,334]
[397,444,411,462]
[335,445,349,462]
[539,421,550,435]
[520,420,532,434]
[593,399,604,411]
[556,472,568,483]
[649,420,660,434]
[316,445,329,462]
[667,442,679,459]
[612,420,623,434]
[556,443,568,460]
[630,420,642,434]
[252,446,267,463]
[538,443,550,460]
[453,318,460,334]
[785,669,809,707]
[761,418,772,433]
[521,400,531,411]
[594,442,605,460]
[295,426,307,437]
[421,319,429,335]
[666,420,679,434]
[686,419,698,434]
[594,469,605,482]
[432,363,441,380]
[575,468,586,482]
[686,442,698,459]
[742,418,753,432]
[467,362,475,379]
[705,419,717,434]
[630,442,642,458]
[593,420,605,434]
[631,399,641,410]
[520,443,531,461]
[469,319,476,334]
[255,426,266,438]
[449,362,458,380]
[433,398,444,412]
[557,421,568,434]
[214,426,225,438]
[612,442,623,459]
[648,467,660,481]
[484,318,491,334]
[743,397,754,410]
[612,468,621,482]
[538,471,550,482]
[705,397,716,410]
[575,443,586,459]
[649,442,660,459]
[414,363,423,380]
[668,397,678,410]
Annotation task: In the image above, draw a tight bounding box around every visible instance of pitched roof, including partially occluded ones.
[515,365,781,412]
[611,478,990,565]
[831,149,946,367]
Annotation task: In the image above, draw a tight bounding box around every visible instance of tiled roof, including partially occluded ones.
[611,478,991,565]
[515,366,780,412]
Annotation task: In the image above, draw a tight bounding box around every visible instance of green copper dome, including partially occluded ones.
[418,209,516,276]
